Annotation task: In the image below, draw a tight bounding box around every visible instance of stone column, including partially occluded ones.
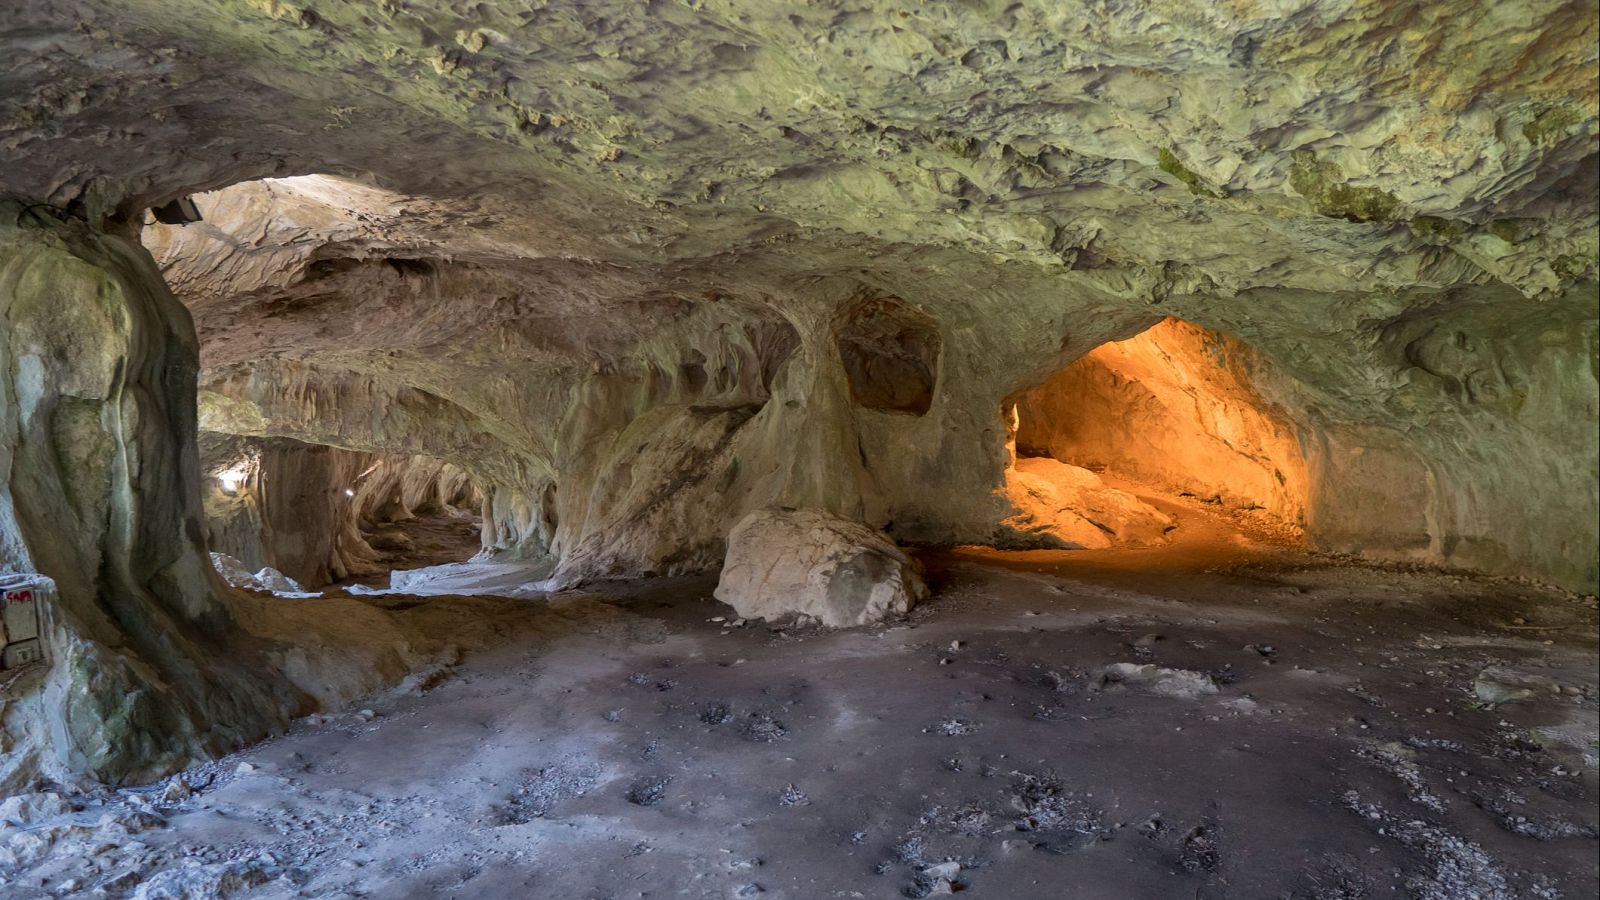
[0,204,291,784]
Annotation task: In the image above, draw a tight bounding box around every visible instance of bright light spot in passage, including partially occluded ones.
[344,488,356,497]
[217,465,248,495]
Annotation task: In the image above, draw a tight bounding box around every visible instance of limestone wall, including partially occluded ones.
[0,206,296,784]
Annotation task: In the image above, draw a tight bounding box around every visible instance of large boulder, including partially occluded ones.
[715,508,927,627]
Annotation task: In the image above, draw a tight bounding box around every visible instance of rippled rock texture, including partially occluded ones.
[199,433,478,589]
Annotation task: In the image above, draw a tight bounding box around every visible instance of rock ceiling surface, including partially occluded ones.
[3,0,1594,296]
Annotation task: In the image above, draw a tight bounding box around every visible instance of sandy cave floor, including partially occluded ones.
[3,503,1598,900]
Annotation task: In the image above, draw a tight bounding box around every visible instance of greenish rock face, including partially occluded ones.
[1157,149,1219,199]
[0,0,1596,783]
[2,0,1591,594]
[1,208,301,785]
[1286,150,1401,223]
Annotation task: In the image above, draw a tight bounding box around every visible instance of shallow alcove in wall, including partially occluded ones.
[835,297,942,415]
[1004,317,1309,549]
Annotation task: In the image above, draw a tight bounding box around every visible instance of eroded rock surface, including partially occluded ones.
[0,206,297,785]
[1003,457,1177,549]
[200,433,478,588]
[715,508,928,627]
[1016,318,1308,524]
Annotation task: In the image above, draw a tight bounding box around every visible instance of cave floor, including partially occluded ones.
[7,527,1599,899]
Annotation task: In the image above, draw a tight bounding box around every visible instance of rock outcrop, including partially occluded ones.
[0,206,297,784]
[1003,457,1177,549]
[715,508,928,627]
[209,553,305,595]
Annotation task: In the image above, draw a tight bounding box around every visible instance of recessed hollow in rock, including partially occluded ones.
[200,433,482,590]
[835,297,942,415]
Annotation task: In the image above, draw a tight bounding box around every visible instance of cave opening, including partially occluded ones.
[199,434,484,594]
[332,462,484,591]
[136,175,504,594]
[1003,317,1309,551]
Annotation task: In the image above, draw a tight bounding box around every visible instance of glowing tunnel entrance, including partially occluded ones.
[1004,317,1309,549]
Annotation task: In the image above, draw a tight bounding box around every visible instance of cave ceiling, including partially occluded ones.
[2,0,1596,479]
[4,0,1594,286]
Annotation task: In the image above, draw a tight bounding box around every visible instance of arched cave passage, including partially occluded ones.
[199,434,484,593]
[1001,317,1309,550]
[137,172,818,597]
